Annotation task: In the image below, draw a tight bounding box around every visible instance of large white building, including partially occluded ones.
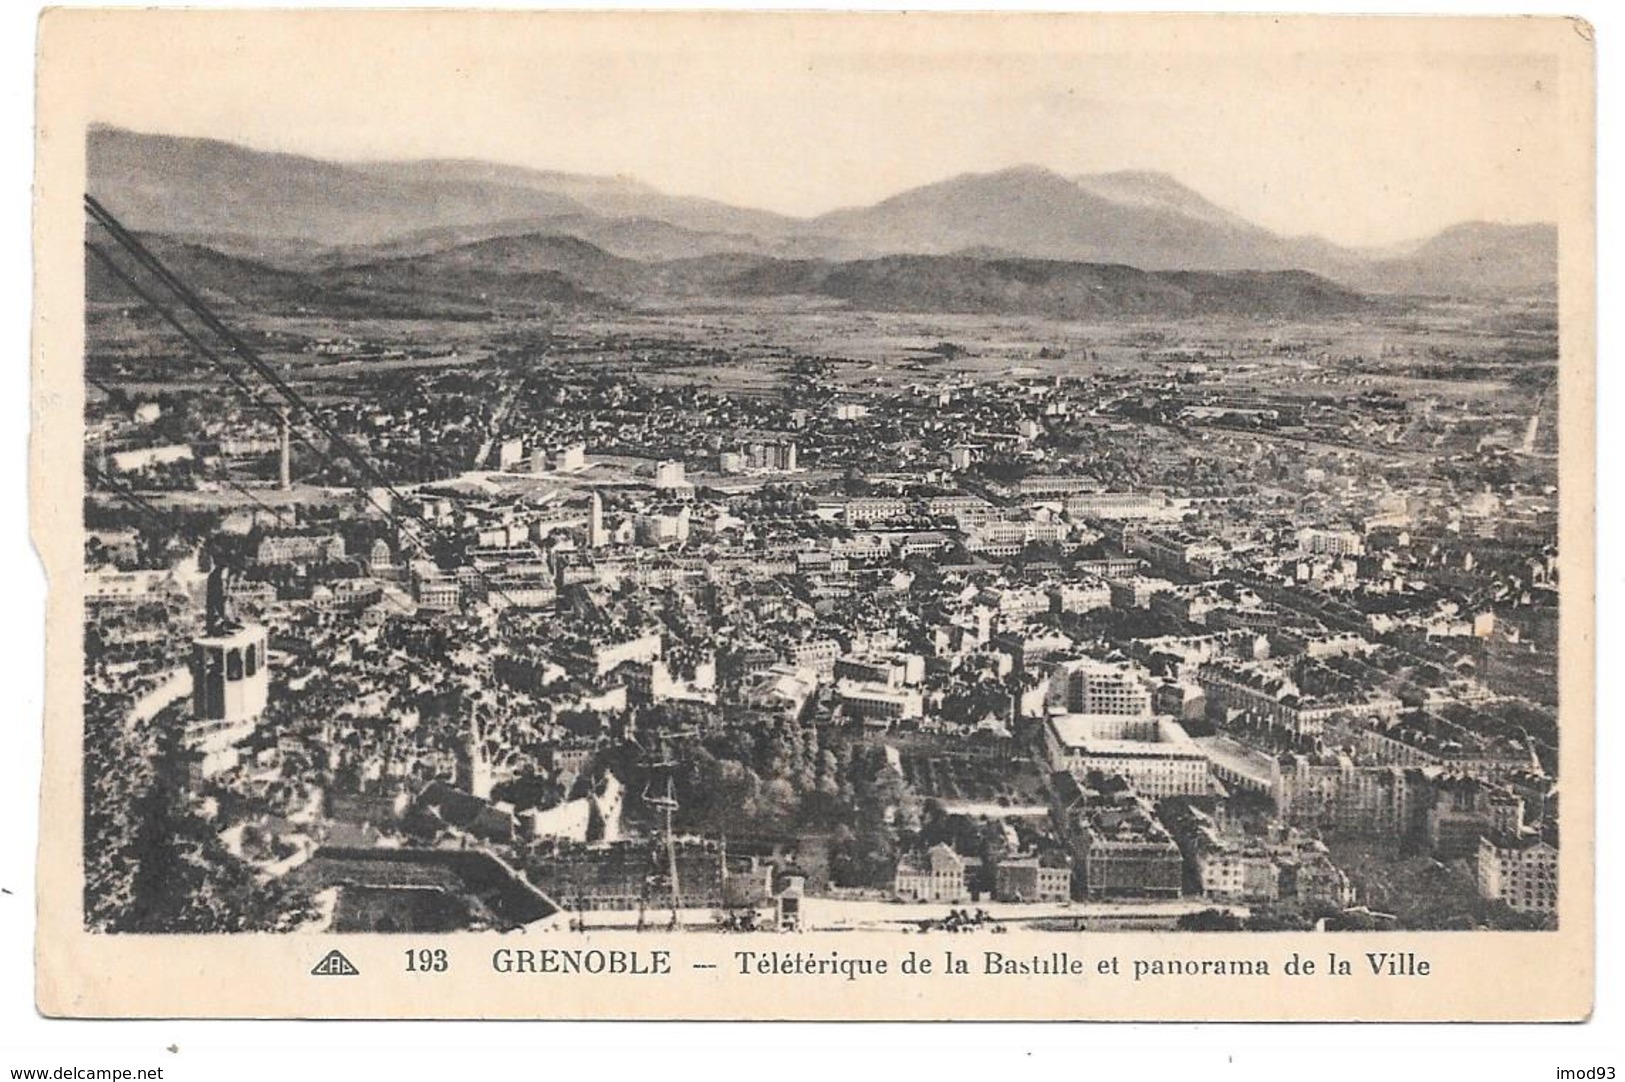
[1044,714,1211,800]
[1051,578,1112,614]
[1048,657,1153,716]
[1062,492,1183,522]
[894,844,972,903]
[636,505,691,547]
[555,442,587,473]
[653,459,687,490]
[1297,526,1366,557]
[1477,832,1558,914]
[109,443,194,474]
[741,664,821,721]
[834,652,924,688]
[784,638,841,676]
[412,564,462,612]
[497,437,526,471]
[836,680,924,725]
[579,631,664,678]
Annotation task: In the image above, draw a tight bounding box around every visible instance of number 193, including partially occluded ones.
[405,948,449,973]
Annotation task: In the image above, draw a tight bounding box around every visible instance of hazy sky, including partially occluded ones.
[60,11,1582,248]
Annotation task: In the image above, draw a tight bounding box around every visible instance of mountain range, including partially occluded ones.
[85,126,1558,314]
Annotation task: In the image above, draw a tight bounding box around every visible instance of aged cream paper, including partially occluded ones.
[34,10,1594,1019]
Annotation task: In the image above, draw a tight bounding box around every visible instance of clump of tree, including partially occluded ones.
[86,704,318,934]
[1175,908,1245,932]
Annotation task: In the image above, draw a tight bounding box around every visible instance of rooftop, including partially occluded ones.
[1048,714,1201,756]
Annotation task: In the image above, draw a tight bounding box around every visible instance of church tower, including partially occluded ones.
[456,707,494,799]
[588,490,607,549]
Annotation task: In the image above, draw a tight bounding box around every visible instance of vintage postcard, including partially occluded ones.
[32,11,1595,1020]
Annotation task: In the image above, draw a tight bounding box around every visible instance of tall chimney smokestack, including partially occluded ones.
[278,405,291,490]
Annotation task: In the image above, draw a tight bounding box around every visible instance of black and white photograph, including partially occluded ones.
[27,9,1598,1025]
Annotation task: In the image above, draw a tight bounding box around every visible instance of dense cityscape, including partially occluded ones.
[81,132,1562,937]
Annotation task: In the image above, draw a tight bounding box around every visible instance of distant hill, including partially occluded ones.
[312,214,858,267]
[1070,170,1258,232]
[86,232,329,309]
[344,158,800,239]
[87,127,590,247]
[324,233,645,301]
[723,254,1369,318]
[86,230,600,317]
[1358,222,1559,299]
[86,127,1557,300]
[91,226,1368,321]
[808,166,1312,272]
